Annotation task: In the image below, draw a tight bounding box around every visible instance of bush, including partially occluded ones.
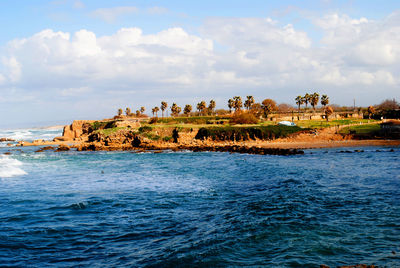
[92,121,117,130]
[230,112,259,124]
[195,126,304,141]
[163,136,173,142]
[138,126,152,133]
[149,117,158,124]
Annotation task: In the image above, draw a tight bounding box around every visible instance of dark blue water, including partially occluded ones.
[0,147,399,267]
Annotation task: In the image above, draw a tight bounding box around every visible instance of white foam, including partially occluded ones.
[0,127,63,141]
[0,155,27,178]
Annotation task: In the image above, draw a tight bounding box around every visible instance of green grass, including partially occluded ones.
[296,119,378,129]
[339,124,381,135]
[147,116,231,125]
[95,127,125,136]
[195,125,306,141]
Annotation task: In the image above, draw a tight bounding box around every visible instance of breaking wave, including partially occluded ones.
[0,155,27,178]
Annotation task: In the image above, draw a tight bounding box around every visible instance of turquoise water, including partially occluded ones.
[0,130,399,267]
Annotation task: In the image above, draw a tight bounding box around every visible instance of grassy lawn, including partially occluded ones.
[339,124,381,135]
[296,119,379,129]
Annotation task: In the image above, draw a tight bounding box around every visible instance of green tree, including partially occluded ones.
[321,95,329,108]
[153,106,160,117]
[140,106,145,114]
[125,107,131,116]
[228,98,234,113]
[310,92,319,112]
[184,104,192,116]
[197,101,206,115]
[233,96,243,112]
[367,106,375,119]
[325,106,334,121]
[161,101,168,118]
[304,93,311,110]
[208,100,216,115]
[118,108,123,116]
[295,95,304,114]
[261,99,277,118]
[244,96,255,110]
[171,103,181,116]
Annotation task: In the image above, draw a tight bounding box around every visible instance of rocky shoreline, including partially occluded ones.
[4,119,400,156]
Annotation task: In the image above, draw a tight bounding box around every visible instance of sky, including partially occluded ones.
[0,0,400,128]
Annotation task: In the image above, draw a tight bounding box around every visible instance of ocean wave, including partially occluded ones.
[0,127,63,141]
[0,155,27,178]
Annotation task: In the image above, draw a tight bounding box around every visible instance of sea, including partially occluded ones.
[0,127,399,267]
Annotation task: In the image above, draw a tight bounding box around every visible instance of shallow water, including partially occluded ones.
[0,145,399,267]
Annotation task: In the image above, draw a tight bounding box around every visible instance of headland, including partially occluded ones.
[8,115,400,156]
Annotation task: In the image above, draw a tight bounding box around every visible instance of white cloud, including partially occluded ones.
[61,86,92,96]
[147,6,168,15]
[0,12,399,125]
[73,0,85,9]
[91,6,138,23]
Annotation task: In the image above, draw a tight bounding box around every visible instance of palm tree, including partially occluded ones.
[208,100,216,115]
[125,107,131,116]
[197,101,206,115]
[295,95,304,115]
[310,92,319,112]
[233,96,243,112]
[244,96,255,110]
[184,104,192,116]
[140,106,145,114]
[154,106,160,117]
[118,108,123,116]
[304,93,311,110]
[228,98,234,113]
[171,103,180,116]
[161,101,168,118]
[151,107,156,117]
[321,95,329,108]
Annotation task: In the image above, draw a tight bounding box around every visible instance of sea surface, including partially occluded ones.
[0,128,399,267]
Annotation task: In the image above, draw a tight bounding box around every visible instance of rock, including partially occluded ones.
[35,146,55,153]
[53,136,69,142]
[55,145,70,152]
[0,137,15,142]
[3,152,11,155]
[62,120,94,141]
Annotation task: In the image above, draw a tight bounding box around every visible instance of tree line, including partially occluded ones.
[117,94,333,118]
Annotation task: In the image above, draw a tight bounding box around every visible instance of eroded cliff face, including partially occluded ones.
[53,120,95,141]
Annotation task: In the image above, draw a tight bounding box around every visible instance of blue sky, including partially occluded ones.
[0,0,399,127]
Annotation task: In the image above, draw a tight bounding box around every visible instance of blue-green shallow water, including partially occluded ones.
[0,146,399,267]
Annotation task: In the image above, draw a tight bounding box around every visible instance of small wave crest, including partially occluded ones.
[0,155,27,178]
[0,127,63,142]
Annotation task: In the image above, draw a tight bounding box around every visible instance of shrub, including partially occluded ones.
[163,136,173,142]
[138,126,152,133]
[149,117,158,124]
[92,121,117,131]
[230,112,259,124]
[195,126,304,141]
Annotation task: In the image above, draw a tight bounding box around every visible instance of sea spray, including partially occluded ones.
[0,155,27,178]
[0,127,63,142]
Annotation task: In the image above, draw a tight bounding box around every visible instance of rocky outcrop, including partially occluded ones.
[0,138,15,142]
[54,120,95,141]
